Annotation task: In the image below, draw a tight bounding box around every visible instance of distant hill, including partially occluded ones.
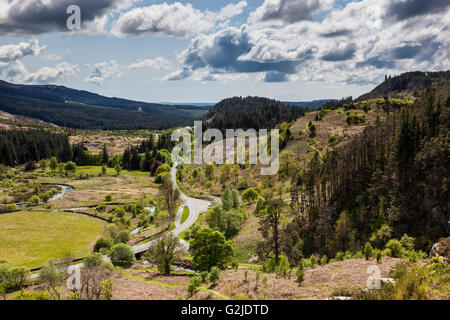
[202,96,307,131]
[158,102,215,107]
[357,71,450,100]
[0,80,210,130]
[283,99,336,110]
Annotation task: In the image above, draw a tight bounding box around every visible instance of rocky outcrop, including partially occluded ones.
[430,237,449,263]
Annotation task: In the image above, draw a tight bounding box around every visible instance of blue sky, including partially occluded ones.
[0,0,448,103]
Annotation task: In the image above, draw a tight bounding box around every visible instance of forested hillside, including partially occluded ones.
[0,130,72,166]
[202,96,307,131]
[358,71,450,100]
[0,80,209,130]
[285,83,449,260]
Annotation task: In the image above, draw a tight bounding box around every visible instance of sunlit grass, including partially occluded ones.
[0,211,105,268]
[180,206,189,224]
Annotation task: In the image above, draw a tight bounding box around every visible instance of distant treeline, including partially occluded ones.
[122,132,175,171]
[202,96,308,132]
[357,70,450,100]
[0,129,72,166]
[0,129,175,172]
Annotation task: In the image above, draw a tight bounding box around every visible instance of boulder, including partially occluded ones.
[430,237,449,263]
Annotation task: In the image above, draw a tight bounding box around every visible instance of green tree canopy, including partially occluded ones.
[188,227,234,271]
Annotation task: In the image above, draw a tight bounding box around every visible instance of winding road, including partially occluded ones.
[132,162,210,253]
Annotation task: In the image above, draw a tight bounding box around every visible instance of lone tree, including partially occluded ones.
[148,233,184,274]
[39,159,48,171]
[160,173,180,227]
[49,157,58,172]
[39,266,62,300]
[108,243,136,266]
[102,144,109,164]
[70,253,113,300]
[259,199,286,265]
[189,227,234,271]
[115,164,121,176]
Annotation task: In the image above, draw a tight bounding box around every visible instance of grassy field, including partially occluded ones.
[0,211,105,268]
[180,206,189,224]
[43,165,151,178]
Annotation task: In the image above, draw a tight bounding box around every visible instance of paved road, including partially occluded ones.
[133,162,210,253]
[31,162,210,278]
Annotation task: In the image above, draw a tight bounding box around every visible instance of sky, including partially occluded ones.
[0,0,448,103]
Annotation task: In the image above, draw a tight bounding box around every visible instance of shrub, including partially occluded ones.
[108,243,136,266]
[187,276,202,298]
[369,224,392,249]
[27,195,40,207]
[357,260,449,300]
[94,238,113,252]
[6,204,18,212]
[84,253,104,267]
[296,264,305,286]
[385,239,403,257]
[64,162,77,173]
[49,157,58,172]
[375,249,382,264]
[12,290,50,300]
[9,266,30,289]
[309,254,317,267]
[344,250,353,260]
[346,114,365,125]
[255,196,266,214]
[263,258,278,272]
[100,278,114,300]
[209,267,220,285]
[200,271,209,283]
[40,191,51,203]
[364,242,374,260]
[320,255,328,265]
[115,164,121,176]
[0,262,12,286]
[407,250,427,263]
[328,135,342,146]
[106,224,119,238]
[400,234,415,252]
[24,161,37,172]
[115,208,125,218]
[335,251,345,261]
[105,194,113,202]
[155,164,170,176]
[114,230,130,244]
[39,159,48,171]
[207,207,244,238]
[241,188,258,203]
[101,261,115,272]
[309,123,316,137]
[192,168,200,180]
[39,265,62,299]
[275,255,290,278]
[155,172,167,184]
[301,258,312,268]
